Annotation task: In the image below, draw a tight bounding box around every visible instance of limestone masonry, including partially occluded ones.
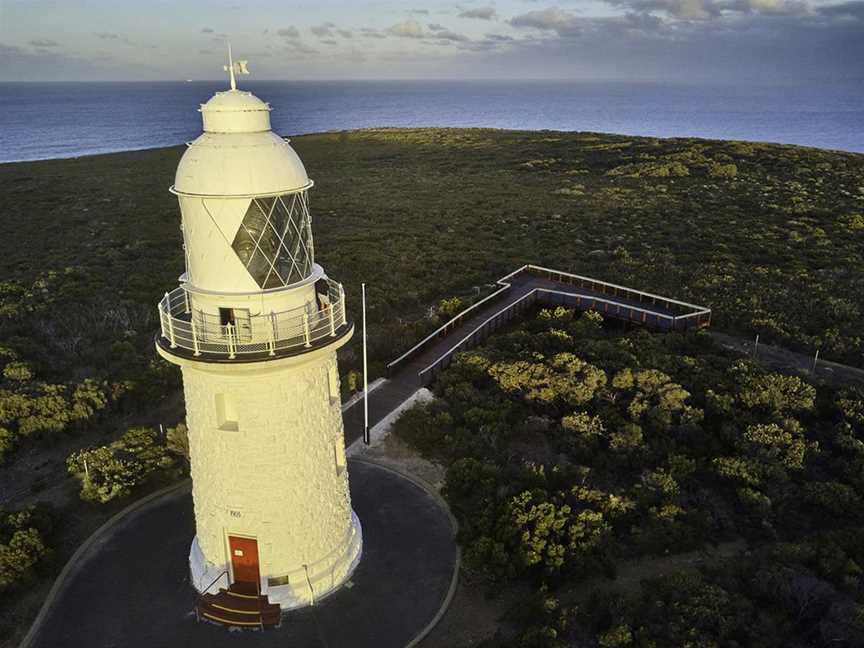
[156,72,361,608]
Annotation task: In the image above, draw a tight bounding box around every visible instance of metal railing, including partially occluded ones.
[194,569,229,622]
[416,286,711,386]
[387,264,712,376]
[158,279,348,359]
[385,266,528,374]
[418,290,539,385]
[528,264,711,320]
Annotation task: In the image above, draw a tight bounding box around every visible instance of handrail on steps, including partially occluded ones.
[194,569,229,621]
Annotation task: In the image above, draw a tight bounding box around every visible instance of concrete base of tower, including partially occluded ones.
[188,510,363,611]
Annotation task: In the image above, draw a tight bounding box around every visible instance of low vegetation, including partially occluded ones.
[66,424,187,504]
[0,505,53,594]
[0,128,862,644]
[1,128,862,469]
[395,307,864,647]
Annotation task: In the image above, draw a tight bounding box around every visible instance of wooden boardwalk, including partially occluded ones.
[342,265,710,445]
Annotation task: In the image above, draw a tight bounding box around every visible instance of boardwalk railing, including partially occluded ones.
[385,265,528,374]
[418,290,539,385]
[384,264,712,384]
[529,264,711,320]
[158,279,348,359]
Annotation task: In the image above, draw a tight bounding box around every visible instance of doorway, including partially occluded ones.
[228,535,260,587]
[219,308,252,342]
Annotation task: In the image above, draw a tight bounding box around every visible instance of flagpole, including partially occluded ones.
[227,42,236,90]
[362,283,370,445]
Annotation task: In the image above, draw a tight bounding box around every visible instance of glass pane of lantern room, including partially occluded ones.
[270,199,296,283]
[275,195,312,285]
[233,198,281,288]
[232,195,313,289]
[247,248,274,289]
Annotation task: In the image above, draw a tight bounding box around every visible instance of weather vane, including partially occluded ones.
[223,43,249,90]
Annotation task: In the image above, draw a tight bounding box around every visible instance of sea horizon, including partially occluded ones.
[3,78,863,163]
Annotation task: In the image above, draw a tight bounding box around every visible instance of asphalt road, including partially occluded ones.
[29,461,457,648]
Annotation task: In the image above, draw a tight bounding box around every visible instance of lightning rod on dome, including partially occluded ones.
[223,42,249,91]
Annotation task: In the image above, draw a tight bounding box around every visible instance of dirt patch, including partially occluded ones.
[351,432,446,494]
[420,575,528,648]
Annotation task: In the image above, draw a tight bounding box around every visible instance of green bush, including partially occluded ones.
[0,505,53,592]
[66,426,182,504]
[708,162,738,178]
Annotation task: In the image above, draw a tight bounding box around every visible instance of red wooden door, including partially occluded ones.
[228,536,260,585]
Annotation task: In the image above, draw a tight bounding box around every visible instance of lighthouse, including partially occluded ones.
[155,55,361,617]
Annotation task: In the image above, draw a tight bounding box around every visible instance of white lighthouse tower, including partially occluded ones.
[156,55,361,618]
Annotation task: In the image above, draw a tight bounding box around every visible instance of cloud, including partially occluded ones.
[435,30,470,42]
[387,20,427,38]
[510,8,580,34]
[360,27,387,38]
[93,31,136,46]
[0,42,161,81]
[730,0,809,15]
[276,26,300,39]
[284,40,318,55]
[490,3,863,82]
[622,0,719,19]
[201,27,214,34]
[605,0,811,19]
[459,7,498,20]
[428,23,447,31]
[386,19,470,42]
[311,22,337,38]
[338,29,353,38]
[818,0,864,19]
[29,39,60,47]
[410,8,430,14]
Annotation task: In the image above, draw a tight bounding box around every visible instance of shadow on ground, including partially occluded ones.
[30,461,457,648]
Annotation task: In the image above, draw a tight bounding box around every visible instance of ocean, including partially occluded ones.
[1,79,862,163]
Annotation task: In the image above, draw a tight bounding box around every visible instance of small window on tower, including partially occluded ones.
[334,440,346,475]
[328,365,339,405]
[215,393,239,431]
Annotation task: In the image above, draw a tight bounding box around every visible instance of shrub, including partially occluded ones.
[66,426,179,504]
[0,506,53,592]
[709,163,738,179]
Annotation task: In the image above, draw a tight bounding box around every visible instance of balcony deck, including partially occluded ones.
[156,278,349,363]
[155,319,353,364]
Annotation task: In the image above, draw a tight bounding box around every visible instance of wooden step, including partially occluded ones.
[197,583,282,629]
[227,581,259,598]
[209,594,261,615]
[199,606,265,627]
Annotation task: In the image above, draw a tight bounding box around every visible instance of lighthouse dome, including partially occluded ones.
[200,89,271,134]
[173,89,311,198]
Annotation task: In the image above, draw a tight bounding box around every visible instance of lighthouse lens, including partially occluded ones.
[232,194,313,289]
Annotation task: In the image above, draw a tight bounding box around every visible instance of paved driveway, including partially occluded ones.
[30,461,457,648]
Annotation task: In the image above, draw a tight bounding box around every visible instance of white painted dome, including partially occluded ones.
[200,89,271,133]
[173,89,311,197]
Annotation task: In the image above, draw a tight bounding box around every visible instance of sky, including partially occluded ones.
[0,0,862,82]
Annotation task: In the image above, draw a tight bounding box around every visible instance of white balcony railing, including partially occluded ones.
[157,279,348,359]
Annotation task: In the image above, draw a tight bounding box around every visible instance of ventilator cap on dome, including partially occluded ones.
[200,90,272,134]
[198,44,271,134]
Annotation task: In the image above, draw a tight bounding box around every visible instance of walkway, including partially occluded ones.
[342,264,711,445]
